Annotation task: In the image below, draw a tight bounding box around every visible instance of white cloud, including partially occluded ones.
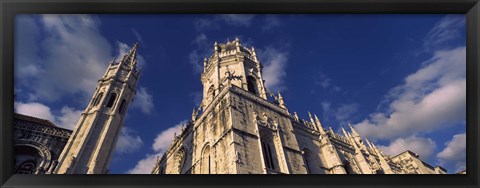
[132,87,154,114]
[14,101,82,130]
[16,15,149,105]
[152,121,186,152]
[333,103,359,122]
[115,127,143,154]
[258,47,289,92]
[424,15,465,51]
[127,153,159,174]
[188,34,212,73]
[353,47,466,140]
[437,133,466,171]
[14,101,56,123]
[128,120,187,174]
[378,136,436,160]
[28,15,113,102]
[57,106,83,130]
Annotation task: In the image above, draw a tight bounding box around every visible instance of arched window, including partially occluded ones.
[16,160,37,174]
[93,92,104,106]
[261,140,275,170]
[207,85,215,100]
[106,93,117,108]
[303,149,316,174]
[343,160,351,174]
[200,145,211,174]
[118,99,126,114]
[175,148,186,174]
[247,76,257,94]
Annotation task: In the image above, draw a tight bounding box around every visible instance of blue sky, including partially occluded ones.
[14,14,466,174]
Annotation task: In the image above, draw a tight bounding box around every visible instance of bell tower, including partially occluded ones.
[54,43,140,174]
[200,38,267,110]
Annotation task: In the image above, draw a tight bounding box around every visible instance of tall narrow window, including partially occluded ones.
[261,140,275,170]
[303,149,314,174]
[106,93,117,108]
[207,85,215,101]
[247,76,257,94]
[118,99,126,114]
[93,92,104,106]
[200,145,211,174]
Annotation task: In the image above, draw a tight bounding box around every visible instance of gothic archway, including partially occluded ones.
[200,144,211,174]
[14,139,52,174]
[246,76,258,94]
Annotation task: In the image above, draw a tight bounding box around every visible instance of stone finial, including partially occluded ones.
[191,107,197,121]
[314,114,326,134]
[365,138,374,149]
[293,112,299,122]
[328,127,334,135]
[277,91,286,109]
[349,124,360,137]
[341,127,349,137]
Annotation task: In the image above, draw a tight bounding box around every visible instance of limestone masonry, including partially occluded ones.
[13,39,455,174]
[150,38,449,174]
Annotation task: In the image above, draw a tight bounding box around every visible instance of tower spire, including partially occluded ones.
[308,111,315,127]
[277,91,286,109]
[54,42,140,174]
[349,124,360,137]
[314,114,326,134]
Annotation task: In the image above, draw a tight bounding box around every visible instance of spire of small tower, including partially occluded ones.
[277,91,286,109]
[341,127,349,138]
[365,138,374,149]
[214,41,218,53]
[191,107,198,122]
[293,112,299,122]
[308,111,316,128]
[120,42,139,69]
[349,124,360,137]
[314,114,326,134]
[328,127,334,135]
[251,47,258,62]
[235,37,241,51]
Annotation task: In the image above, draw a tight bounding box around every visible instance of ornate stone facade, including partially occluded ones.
[53,43,140,174]
[13,113,72,174]
[151,38,447,174]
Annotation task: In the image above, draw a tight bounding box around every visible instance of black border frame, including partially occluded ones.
[1,0,479,188]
